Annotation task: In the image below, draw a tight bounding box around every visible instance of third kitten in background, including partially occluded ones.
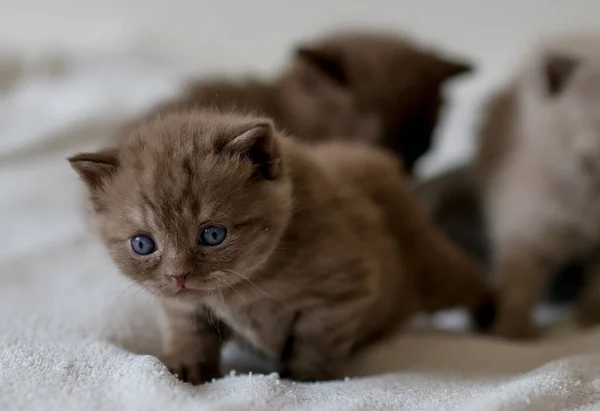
[476,33,600,338]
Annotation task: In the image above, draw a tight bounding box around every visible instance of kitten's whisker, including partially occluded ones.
[221,269,278,300]
[101,282,140,318]
[220,277,246,304]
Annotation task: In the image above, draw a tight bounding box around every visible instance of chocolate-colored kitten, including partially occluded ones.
[140,30,473,174]
[476,34,600,338]
[70,110,492,383]
[292,30,473,173]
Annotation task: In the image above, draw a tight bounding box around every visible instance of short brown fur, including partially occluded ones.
[138,30,473,174]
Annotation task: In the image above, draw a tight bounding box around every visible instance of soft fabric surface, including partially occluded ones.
[2,48,600,411]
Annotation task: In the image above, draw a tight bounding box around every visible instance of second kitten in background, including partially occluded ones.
[476,33,600,338]
[139,30,473,175]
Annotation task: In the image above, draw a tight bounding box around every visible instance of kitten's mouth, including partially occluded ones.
[162,284,221,298]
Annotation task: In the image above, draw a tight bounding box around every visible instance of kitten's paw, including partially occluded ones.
[162,355,220,385]
[280,368,335,382]
[469,295,497,333]
[280,360,338,382]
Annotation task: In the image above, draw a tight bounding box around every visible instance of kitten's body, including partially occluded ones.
[70,111,492,382]
[476,34,600,338]
[139,30,472,174]
[141,72,377,147]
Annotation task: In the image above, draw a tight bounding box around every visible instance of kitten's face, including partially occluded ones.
[70,113,292,301]
[291,32,473,173]
[540,55,600,170]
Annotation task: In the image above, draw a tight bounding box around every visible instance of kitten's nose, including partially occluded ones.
[168,273,190,289]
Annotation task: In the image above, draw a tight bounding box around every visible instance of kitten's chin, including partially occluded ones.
[157,287,210,301]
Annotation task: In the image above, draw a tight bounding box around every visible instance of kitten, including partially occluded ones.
[138,30,473,175]
[476,33,600,338]
[139,70,379,150]
[292,30,473,172]
[70,110,493,383]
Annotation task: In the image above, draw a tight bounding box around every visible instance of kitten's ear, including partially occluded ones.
[68,147,120,190]
[226,120,282,180]
[295,46,350,87]
[436,56,474,79]
[544,54,579,96]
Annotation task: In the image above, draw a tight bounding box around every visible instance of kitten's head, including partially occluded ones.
[533,43,600,171]
[69,111,292,301]
[290,31,473,173]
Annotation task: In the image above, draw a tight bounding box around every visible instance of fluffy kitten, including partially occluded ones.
[139,69,379,151]
[476,33,600,338]
[139,30,473,174]
[70,110,493,383]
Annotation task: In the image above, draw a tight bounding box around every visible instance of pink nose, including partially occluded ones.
[168,273,190,289]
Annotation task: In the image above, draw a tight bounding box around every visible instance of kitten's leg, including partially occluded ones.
[379,175,495,319]
[279,303,362,382]
[161,300,230,384]
[491,247,554,339]
[576,257,600,326]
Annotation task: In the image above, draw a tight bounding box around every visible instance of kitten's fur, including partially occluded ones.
[70,110,493,383]
[140,30,473,174]
[292,31,472,173]
[476,34,600,338]
[414,164,586,304]
[414,165,489,265]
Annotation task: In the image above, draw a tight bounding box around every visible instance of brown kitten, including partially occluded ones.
[139,72,379,149]
[137,30,473,175]
[69,110,492,383]
[476,33,600,338]
[292,30,473,173]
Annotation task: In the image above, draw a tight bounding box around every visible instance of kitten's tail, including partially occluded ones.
[365,160,496,331]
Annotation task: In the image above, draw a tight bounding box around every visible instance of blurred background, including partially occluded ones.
[2,0,599,81]
[1,0,599,176]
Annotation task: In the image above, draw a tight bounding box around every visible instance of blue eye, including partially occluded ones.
[130,235,157,256]
[199,225,227,246]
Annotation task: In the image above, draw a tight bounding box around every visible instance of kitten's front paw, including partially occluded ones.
[280,358,339,382]
[162,355,220,385]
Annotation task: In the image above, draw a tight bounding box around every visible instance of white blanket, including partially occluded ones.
[2,48,600,411]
